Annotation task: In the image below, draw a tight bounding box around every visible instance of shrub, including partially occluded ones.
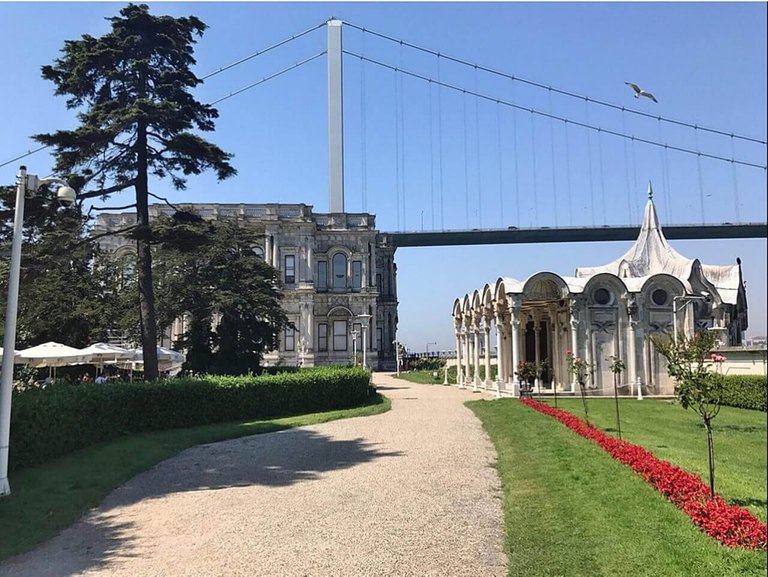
[409,357,445,371]
[718,375,767,411]
[9,367,372,471]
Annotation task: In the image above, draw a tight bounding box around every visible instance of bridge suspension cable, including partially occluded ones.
[344,50,767,170]
[343,20,766,146]
[201,22,326,80]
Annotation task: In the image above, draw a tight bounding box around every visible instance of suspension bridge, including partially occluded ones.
[3,18,766,244]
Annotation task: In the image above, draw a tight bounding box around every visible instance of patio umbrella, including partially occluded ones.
[78,343,135,376]
[16,341,89,368]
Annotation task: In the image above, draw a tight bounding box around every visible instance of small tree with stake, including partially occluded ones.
[607,355,626,439]
[566,350,591,425]
[652,331,724,498]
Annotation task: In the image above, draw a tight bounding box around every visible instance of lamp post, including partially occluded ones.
[426,342,437,356]
[351,328,360,365]
[672,294,709,344]
[1,166,76,496]
[355,314,372,369]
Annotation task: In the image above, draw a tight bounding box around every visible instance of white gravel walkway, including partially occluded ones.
[1,373,507,577]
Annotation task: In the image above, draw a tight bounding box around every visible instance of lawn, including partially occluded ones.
[394,370,449,385]
[0,394,390,562]
[469,398,767,577]
[549,398,767,522]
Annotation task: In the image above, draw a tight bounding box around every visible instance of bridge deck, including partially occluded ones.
[387,223,767,248]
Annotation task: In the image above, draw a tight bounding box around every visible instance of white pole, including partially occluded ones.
[395,341,400,376]
[362,324,368,369]
[0,166,27,496]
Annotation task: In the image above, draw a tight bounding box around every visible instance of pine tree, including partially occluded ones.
[34,4,235,379]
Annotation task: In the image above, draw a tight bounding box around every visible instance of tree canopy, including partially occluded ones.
[34,3,235,379]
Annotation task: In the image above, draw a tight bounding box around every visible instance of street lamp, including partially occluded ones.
[1,166,77,496]
[672,293,710,344]
[351,328,360,365]
[355,314,372,369]
[426,342,437,356]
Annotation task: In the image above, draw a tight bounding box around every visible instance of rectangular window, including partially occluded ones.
[333,320,347,351]
[351,261,362,289]
[377,327,383,352]
[376,273,382,291]
[284,255,295,284]
[318,323,328,351]
[285,326,295,351]
[317,260,327,290]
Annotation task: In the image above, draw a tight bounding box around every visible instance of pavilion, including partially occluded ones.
[452,185,748,398]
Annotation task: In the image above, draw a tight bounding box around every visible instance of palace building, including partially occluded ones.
[95,204,399,370]
[452,187,748,397]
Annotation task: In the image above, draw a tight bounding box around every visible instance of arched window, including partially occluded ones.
[333,253,347,289]
[253,245,265,260]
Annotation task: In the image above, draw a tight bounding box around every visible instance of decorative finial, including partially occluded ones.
[647,181,654,200]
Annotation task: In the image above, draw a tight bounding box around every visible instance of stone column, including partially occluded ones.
[307,238,314,283]
[628,319,639,399]
[463,329,471,388]
[551,311,559,390]
[508,297,522,396]
[455,329,463,387]
[272,236,279,271]
[534,315,542,391]
[265,235,273,267]
[472,322,480,391]
[494,314,504,397]
[569,301,580,392]
[483,321,492,389]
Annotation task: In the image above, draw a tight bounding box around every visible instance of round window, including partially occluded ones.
[651,288,668,306]
[593,288,611,305]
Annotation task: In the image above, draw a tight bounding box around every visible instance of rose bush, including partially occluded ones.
[520,398,767,550]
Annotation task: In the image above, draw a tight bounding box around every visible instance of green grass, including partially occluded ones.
[394,370,449,385]
[549,398,767,522]
[0,394,390,562]
[469,398,767,577]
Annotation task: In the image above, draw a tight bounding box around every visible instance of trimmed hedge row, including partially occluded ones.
[718,375,767,412]
[10,367,372,471]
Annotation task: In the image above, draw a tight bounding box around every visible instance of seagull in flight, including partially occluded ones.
[625,82,658,103]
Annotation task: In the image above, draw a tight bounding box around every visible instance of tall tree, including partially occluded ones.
[152,213,288,375]
[34,3,235,379]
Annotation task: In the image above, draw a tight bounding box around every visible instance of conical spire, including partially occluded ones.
[640,181,661,232]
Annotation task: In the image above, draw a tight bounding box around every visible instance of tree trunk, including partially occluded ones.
[704,417,716,498]
[135,122,159,381]
[614,372,622,440]
[579,378,590,426]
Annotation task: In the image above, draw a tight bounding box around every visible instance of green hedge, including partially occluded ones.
[718,375,767,411]
[9,367,372,471]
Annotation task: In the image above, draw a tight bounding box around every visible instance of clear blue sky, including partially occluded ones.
[1,2,766,353]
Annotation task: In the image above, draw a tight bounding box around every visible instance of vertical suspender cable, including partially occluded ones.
[597,129,607,225]
[429,80,435,230]
[663,143,672,222]
[463,92,470,228]
[394,66,401,230]
[584,99,596,227]
[621,109,634,224]
[497,101,504,227]
[548,89,558,227]
[657,118,672,222]
[564,120,573,225]
[474,66,483,229]
[631,136,640,220]
[437,54,445,230]
[530,111,539,227]
[730,136,741,223]
[512,86,520,227]
[695,126,706,224]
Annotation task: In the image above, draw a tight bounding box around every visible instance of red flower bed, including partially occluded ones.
[520,398,767,550]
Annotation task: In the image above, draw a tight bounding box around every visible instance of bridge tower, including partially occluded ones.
[328,18,344,213]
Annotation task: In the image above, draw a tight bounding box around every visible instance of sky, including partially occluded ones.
[0,1,766,354]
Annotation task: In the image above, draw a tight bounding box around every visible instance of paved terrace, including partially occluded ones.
[0,373,506,577]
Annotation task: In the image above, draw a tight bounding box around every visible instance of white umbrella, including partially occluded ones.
[78,343,135,376]
[0,347,20,361]
[16,341,89,368]
[116,347,186,376]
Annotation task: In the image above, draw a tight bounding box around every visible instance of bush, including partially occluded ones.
[9,367,372,471]
[717,375,767,411]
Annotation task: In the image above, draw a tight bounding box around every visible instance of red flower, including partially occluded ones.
[519,398,767,550]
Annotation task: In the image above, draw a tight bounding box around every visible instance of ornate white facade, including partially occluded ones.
[452,190,749,397]
[95,204,399,370]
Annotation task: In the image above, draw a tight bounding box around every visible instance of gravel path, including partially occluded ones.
[1,374,507,577]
